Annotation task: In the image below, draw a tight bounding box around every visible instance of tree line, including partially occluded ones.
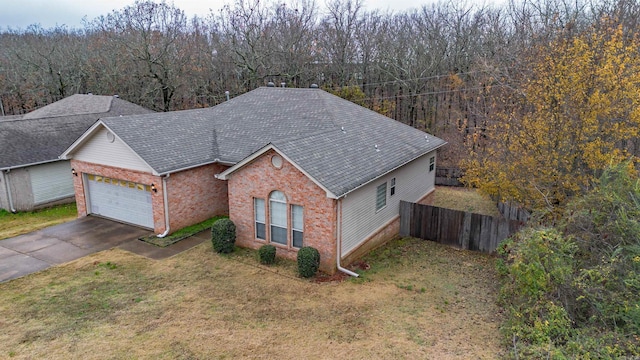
[1,0,639,186]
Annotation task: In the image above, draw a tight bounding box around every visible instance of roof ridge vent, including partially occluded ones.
[267,82,275,87]
[310,83,319,88]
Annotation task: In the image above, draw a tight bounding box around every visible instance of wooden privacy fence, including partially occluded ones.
[435,167,464,187]
[497,200,531,222]
[399,200,524,253]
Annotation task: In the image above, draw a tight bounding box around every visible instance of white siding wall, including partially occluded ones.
[341,151,437,255]
[30,161,74,204]
[0,171,8,210]
[73,127,153,172]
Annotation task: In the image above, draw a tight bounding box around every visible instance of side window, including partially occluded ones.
[291,205,304,248]
[376,182,387,211]
[254,198,266,240]
[429,156,435,172]
[390,177,396,196]
[269,191,287,244]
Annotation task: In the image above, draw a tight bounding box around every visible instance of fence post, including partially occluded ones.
[399,201,411,237]
[459,212,471,250]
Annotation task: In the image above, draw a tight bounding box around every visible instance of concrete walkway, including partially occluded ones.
[0,216,209,283]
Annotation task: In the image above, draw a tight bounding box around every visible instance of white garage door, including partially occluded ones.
[86,174,154,229]
[30,161,75,205]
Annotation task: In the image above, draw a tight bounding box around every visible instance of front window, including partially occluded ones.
[254,198,266,240]
[292,205,304,248]
[269,191,287,244]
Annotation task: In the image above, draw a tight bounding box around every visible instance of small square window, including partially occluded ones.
[429,156,435,172]
[390,178,396,196]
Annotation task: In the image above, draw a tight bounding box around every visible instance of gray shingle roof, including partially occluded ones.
[1,95,153,169]
[98,87,446,196]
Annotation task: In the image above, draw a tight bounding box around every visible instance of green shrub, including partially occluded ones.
[211,218,236,254]
[258,244,277,265]
[498,163,640,358]
[297,246,320,278]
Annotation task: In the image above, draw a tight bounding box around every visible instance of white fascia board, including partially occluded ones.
[59,120,159,175]
[216,143,339,199]
[59,120,105,160]
[336,142,447,199]
[156,159,236,177]
[0,159,63,171]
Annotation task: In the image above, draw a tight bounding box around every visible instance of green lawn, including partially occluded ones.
[0,203,77,240]
[0,237,503,359]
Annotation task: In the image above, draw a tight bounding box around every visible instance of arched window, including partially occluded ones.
[269,191,287,244]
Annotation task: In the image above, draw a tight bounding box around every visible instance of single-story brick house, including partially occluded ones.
[0,94,153,212]
[61,86,446,274]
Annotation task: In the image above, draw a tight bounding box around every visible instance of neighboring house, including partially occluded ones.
[60,87,446,273]
[0,94,153,212]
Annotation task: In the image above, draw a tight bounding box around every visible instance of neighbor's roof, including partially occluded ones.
[0,94,153,169]
[64,88,446,197]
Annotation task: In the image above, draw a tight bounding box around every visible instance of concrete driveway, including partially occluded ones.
[0,216,211,283]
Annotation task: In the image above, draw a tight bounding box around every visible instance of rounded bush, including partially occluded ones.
[211,218,236,254]
[297,246,320,278]
[258,244,277,265]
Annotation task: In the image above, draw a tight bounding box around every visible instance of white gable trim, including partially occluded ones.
[59,120,104,160]
[216,143,339,199]
[0,159,62,172]
[59,120,158,175]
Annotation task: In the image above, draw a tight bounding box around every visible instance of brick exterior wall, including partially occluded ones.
[341,216,400,267]
[340,187,437,268]
[227,150,338,274]
[70,160,228,234]
[166,163,229,230]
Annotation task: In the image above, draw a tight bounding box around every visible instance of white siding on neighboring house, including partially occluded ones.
[73,127,153,173]
[0,172,8,210]
[30,161,75,204]
[341,151,437,256]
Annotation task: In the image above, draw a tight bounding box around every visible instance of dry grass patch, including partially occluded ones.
[0,237,503,359]
[433,186,501,217]
[0,203,77,240]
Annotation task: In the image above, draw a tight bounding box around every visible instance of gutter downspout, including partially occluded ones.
[2,170,17,213]
[336,198,359,277]
[156,174,171,238]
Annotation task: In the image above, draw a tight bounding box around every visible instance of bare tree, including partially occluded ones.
[88,0,190,111]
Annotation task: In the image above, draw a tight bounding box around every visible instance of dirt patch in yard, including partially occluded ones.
[0,237,504,359]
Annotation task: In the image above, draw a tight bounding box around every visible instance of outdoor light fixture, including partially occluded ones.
[71,168,77,176]
[151,183,157,193]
